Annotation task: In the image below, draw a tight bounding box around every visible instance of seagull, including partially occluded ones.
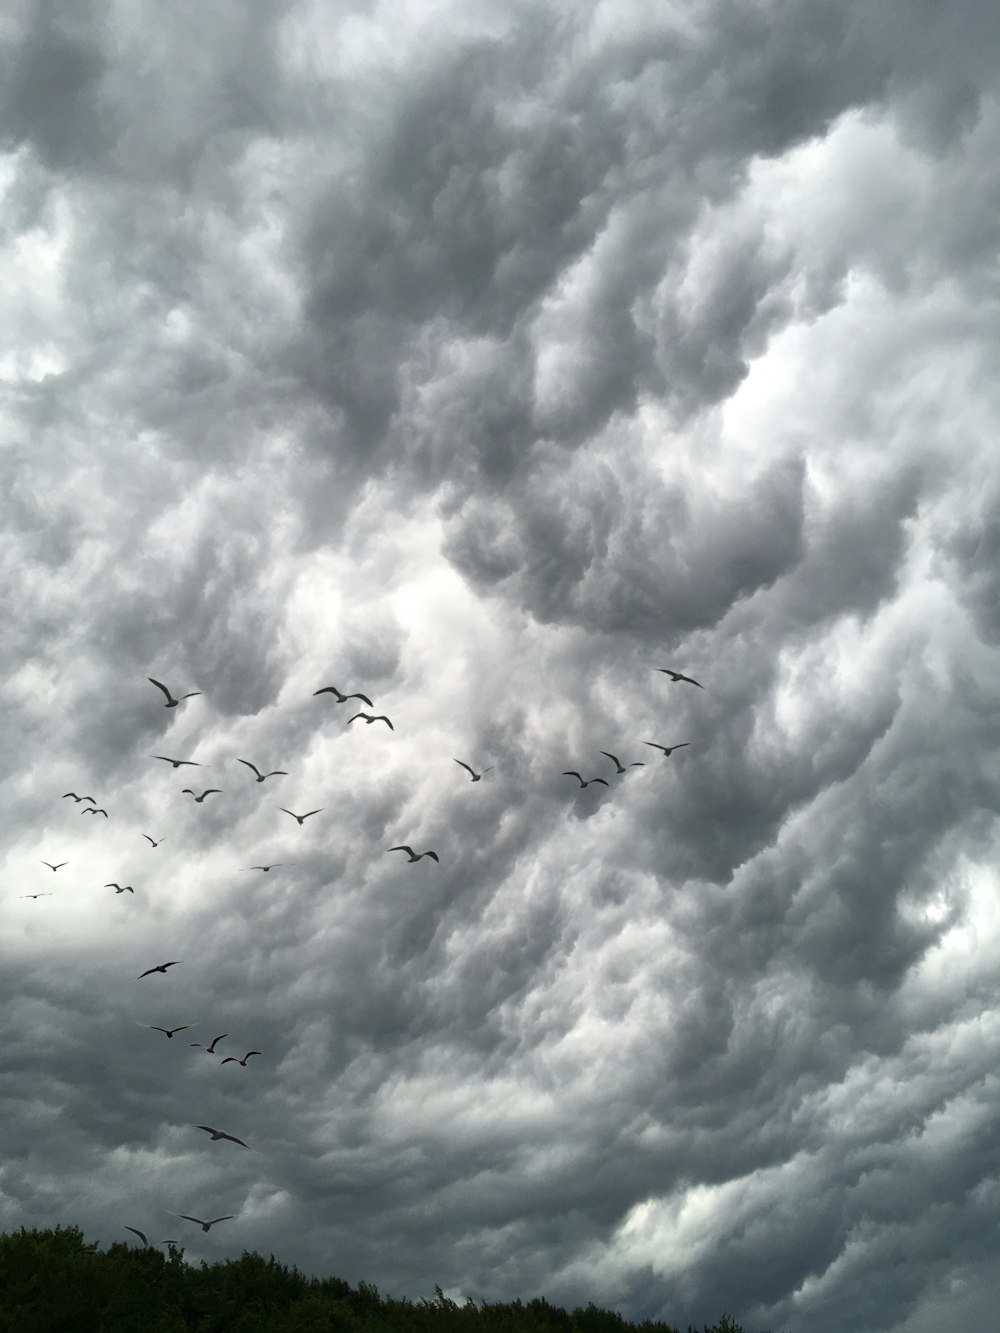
[244,864,288,872]
[151,755,202,769]
[62,793,96,804]
[148,678,201,707]
[453,760,494,782]
[277,807,323,825]
[389,845,439,863]
[220,1051,261,1067]
[137,961,181,979]
[190,1034,228,1053]
[195,1125,252,1149]
[173,1214,236,1233]
[105,883,135,894]
[142,835,165,847]
[599,751,645,774]
[347,712,393,730]
[314,685,373,706]
[655,668,703,688]
[82,807,109,817]
[149,1025,191,1039]
[182,789,222,803]
[562,772,610,789]
[236,759,288,783]
[41,862,67,872]
[643,741,691,757]
[20,894,52,899]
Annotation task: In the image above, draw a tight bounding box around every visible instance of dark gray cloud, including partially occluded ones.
[2,3,1000,1331]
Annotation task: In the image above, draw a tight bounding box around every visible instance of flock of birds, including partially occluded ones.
[26,667,704,1247]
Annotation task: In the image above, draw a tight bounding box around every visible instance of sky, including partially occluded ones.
[2,2,1000,1330]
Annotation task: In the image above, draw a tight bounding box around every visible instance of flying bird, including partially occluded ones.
[61,793,95,804]
[149,1025,191,1039]
[453,760,494,782]
[173,1214,236,1233]
[142,835,165,847]
[236,759,288,783]
[151,755,202,769]
[244,865,287,872]
[655,668,703,688]
[347,712,393,730]
[314,685,373,706]
[389,845,439,863]
[148,678,201,707]
[562,772,610,789]
[195,1125,252,1149]
[599,751,645,774]
[220,1051,261,1067]
[137,961,181,979]
[20,894,52,899]
[41,862,67,872]
[190,1034,228,1053]
[82,807,109,817]
[105,883,134,894]
[643,741,691,757]
[182,788,222,803]
[277,807,323,825]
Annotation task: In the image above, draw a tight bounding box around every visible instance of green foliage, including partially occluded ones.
[0,1227,767,1333]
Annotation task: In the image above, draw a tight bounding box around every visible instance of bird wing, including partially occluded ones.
[454,760,476,777]
[124,1227,149,1246]
[180,692,201,699]
[562,772,584,782]
[375,716,393,729]
[347,712,366,723]
[148,677,173,701]
[222,1133,250,1148]
[277,807,296,818]
[176,1215,205,1226]
[207,1034,228,1052]
[264,770,288,778]
[142,835,156,845]
[390,846,414,856]
[209,1216,236,1225]
[600,751,623,768]
[236,759,261,778]
[425,851,440,862]
[220,1057,237,1064]
[349,692,374,706]
[592,778,610,786]
[203,789,222,796]
[171,1025,190,1033]
[196,1126,217,1136]
[313,686,338,696]
[642,742,668,752]
[150,1027,170,1035]
[244,1051,262,1059]
[62,793,78,799]
[302,809,323,818]
[105,883,121,889]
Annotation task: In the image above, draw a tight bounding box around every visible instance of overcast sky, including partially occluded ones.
[2,3,1000,1330]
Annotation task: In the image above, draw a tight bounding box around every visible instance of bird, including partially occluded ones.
[123,1227,150,1247]
[347,712,393,730]
[599,751,645,774]
[105,883,135,894]
[137,961,181,979]
[61,793,95,804]
[244,865,287,872]
[643,741,691,757]
[20,894,52,899]
[314,685,374,706]
[173,1214,236,1233]
[453,760,493,782]
[389,845,439,863]
[655,668,703,688]
[236,759,288,783]
[142,835,165,847]
[149,1025,191,1039]
[82,807,109,817]
[40,861,67,872]
[562,772,610,789]
[195,1125,252,1149]
[151,755,202,769]
[277,807,322,825]
[148,678,201,707]
[182,788,222,803]
[220,1051,261,1067]
[190,1033,228,1053]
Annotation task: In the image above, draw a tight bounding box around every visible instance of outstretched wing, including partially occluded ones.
[389,845,414,856]
[148,677,173,701]
[375,715,394,730]
[348,692,374,706]
[236,759,261,778]
[124,1226,149,1246]
[424,851,440,863]
[453,760,476,777]
[600,751,622,768]
[347,712,367,724]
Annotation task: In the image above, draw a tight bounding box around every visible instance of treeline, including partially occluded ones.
[0,1226,765,1333]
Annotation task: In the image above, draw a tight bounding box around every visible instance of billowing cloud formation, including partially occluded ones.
[2,3,1000,1331]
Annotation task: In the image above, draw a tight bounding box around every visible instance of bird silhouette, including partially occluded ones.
[244,864,288,872]
[190,1033,228,1053]
[149,1025,190,1038]
[277,807,322,825]
[173,1214,236,1232]
[142,835,165,847]
[562,772,610,789]
[41,862,67,872]
[105,883,134,894]
[182,789,222,803]
[348,712,393,730]
[453,760,493,782]
[236,759,288,783]
[123,1227,151,1247]
[599,751,645,774]
[389,845,439,863]
[62,793,95,804]
[21,893,52,899]
[151,755,202,769]
[220,1051,261,1067]
[148,678,201,707]
[314,685,373,706]
[137,961,181,979]
[655,668,703,688]
[643,741,691,757]
[82,807,109,817]
[195,1125,252,1149]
